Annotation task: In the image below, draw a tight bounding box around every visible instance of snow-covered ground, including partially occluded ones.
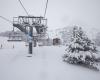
[0,37,100,80]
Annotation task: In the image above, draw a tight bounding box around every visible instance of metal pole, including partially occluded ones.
[29,26,33,54]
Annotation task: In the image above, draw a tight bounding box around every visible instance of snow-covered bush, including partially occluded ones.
[63,26,99,71]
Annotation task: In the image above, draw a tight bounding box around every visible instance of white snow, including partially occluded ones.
[0,37,100,80]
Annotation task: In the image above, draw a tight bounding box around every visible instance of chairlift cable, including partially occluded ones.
[0,16,15,31]
[18,0,29,16]
[0,16,12,24]
[44,0,48,18]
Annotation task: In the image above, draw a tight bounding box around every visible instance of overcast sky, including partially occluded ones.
[0,0,100,35]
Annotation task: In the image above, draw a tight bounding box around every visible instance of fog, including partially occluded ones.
[0,0,100,35]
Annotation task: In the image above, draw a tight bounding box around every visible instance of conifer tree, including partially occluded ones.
[63,26,99,70]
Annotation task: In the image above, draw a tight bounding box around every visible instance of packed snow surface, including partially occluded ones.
[0,37,100,80]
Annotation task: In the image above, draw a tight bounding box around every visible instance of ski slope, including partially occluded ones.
[0,37,100,80]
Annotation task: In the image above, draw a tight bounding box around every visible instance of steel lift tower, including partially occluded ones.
[0,0,48,55]
[13,0,48,54]
[13,16,47,54]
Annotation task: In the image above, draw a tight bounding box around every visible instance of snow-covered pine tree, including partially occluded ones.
[60,27,73,45]
[63,26,99,70]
